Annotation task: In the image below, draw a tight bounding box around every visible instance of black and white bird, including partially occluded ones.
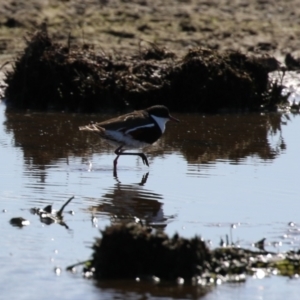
[79,105,179,169]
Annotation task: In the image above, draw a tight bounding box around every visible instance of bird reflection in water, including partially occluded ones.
[85,172,174,230]
[113,170,149,186]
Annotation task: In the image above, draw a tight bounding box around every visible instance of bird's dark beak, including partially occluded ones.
[169,114,180,123]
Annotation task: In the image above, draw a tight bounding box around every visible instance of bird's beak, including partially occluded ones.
[169,114,180,123]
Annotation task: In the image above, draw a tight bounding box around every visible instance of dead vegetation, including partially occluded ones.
[4,30,283,113]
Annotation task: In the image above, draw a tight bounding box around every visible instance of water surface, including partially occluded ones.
[1,103,300,299]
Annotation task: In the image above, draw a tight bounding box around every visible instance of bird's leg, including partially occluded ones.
[114,145,123,168]
[113,155,120,167]
[137,153,149,166]
[139,172,149,185]
[114,145,124,167]
[114,145,149,167]
[113,167,118,178]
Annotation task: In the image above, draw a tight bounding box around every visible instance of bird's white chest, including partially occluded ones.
[150,115,169,134]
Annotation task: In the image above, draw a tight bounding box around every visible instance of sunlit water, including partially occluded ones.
[0,102,300,299]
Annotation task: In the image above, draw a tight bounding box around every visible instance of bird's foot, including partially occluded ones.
[139,154,149,167]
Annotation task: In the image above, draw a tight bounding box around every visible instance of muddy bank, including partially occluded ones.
[74,222,300,282]
[1,0,300,59]
[3,30,284,113]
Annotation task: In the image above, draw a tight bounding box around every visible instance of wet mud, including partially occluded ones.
[78,222,300,282]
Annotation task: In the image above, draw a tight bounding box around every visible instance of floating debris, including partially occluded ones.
[54,267,62,276]
[30,196,75,229]
[254,238,266,251]
[9,217,30,228]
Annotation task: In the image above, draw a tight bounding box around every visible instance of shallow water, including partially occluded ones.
[1,102,300,299]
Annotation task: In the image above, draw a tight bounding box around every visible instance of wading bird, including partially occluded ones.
[79,105,179,170]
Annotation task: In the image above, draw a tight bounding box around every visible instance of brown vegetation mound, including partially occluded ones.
[4,30,280,113]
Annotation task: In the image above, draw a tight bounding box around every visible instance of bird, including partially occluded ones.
[79,105,179,170]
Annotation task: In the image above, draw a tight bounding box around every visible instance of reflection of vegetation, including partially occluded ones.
[3,111,100,166]
[162,113,286,164]
[4,110,286,171]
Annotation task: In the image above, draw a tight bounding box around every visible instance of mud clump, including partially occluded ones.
[90,222,210,280]
[4,30,281,113]
[82,222,300,282]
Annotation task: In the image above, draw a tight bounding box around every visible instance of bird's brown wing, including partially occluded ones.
[79,109,162,144]
[79,110,147,132]
[97,110,149,131]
